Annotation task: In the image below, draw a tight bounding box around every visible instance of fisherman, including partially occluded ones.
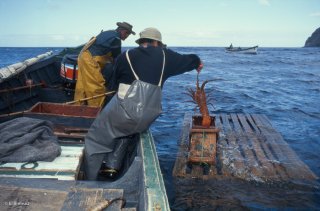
[84,27,203,180]
[74,22,135,107]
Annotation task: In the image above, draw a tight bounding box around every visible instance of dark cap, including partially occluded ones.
[117,22,136,35]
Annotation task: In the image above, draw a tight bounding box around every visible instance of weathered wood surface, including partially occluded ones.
[173,113,318,182]
[63,188,125,211]
[188,131,217,164]
[0,186,128,211]
[0,186,68,211]
[0,145,84,180]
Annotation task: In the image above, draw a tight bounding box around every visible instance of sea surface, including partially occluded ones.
[1,47,320,210]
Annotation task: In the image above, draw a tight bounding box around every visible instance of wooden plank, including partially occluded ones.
[190,164,204,178]
[0,146,84,180]
[237,114,282,181]
[190,128,220,133]
[122,208,137,211]
[209,114,224,176]
[230,113,265,180]
[255,114,317,180]
[219,114,247,178]
[54,132,86,139]
[63,188,124,210]
[244,113,260,133]
[250,114,285,179]
[172,114,191,177]
[253,114,312,180]
[0,186,68,211]
[252,114,300,179]
[246,114,289,180]
[188,131,217,164]
[229,113,243,133]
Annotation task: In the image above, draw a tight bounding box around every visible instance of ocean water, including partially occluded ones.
[1,47,320,209]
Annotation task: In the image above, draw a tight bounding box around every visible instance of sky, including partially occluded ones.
[0,0,319,47]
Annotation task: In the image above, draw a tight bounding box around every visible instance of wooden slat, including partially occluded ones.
[122,208,137,211]
[63,188,124,210]
[0,186,68,211]
[188,132,217,164]
[244,113,259,133]
[191,164,204,178]
[248,114,289,180]
[54,132,86,139]
[230,113,265,179]
[238,114,283,181]
[220,114,247,178]
[209,115,224,176]
[0,146,84,180]
[172,114,191,177]
[254,114,317,180]
[252,114,304,179]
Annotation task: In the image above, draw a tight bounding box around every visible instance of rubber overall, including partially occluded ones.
[84,50,165,180]
[74,37,113,107]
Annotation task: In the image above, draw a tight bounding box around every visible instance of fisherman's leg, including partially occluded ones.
[84,149,105,180]
[74,55,86,104]
[81,53,106,106]
[100,136,134,179]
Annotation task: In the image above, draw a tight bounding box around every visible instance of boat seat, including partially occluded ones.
[0,185,131,210]
[0,145,84,180]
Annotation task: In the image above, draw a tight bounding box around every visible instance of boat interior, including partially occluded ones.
[0,51,167,210]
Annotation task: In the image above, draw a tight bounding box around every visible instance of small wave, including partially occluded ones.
[309,88,320,93]
[297,79,320,85]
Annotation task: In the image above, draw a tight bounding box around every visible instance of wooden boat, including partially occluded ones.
[225,45,258,54]
[0,48,169,210]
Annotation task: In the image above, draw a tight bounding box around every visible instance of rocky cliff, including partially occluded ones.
[304,27,320,47]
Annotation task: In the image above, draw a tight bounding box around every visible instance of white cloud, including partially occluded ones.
[258,0,270,6]
[310,12,320,17]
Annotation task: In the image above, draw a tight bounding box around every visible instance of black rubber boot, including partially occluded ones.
[99,137,131,179]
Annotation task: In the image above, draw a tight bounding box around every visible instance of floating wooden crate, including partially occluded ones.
[188,115,220,165]
[173,113,318,182]
[0,145,84,180]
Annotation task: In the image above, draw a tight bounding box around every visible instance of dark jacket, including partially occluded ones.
[88,30,121,58]
[109,45,201,91]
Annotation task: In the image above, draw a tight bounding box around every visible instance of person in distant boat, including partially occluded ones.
[74,22,135,107]
[84,27,204,180]
[229,43,233,49]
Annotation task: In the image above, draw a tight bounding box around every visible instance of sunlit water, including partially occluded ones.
[1,47,319,210]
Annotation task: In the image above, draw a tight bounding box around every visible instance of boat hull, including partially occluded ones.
[225,46,258,54]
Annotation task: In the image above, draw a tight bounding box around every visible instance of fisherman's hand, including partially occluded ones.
[197,61,204,73]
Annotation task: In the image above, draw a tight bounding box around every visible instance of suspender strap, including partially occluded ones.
[126,50,139,80]
[125,50,165,86]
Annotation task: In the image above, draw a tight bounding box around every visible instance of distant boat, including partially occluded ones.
[225,45,258,54]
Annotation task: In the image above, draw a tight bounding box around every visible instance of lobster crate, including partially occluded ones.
[24,102,100,129]
[188,115,220,165]
[174,113,318,182]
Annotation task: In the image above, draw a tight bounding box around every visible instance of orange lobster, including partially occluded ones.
[186,73,213,127]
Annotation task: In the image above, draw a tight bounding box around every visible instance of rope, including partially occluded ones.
[0,110,27,118]
[65,91,115,105]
